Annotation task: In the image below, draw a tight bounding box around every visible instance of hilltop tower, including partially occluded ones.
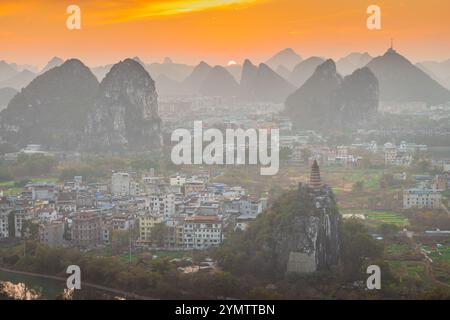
[309,160,322,189]
[287,159,340,274]
[387,38,396,54]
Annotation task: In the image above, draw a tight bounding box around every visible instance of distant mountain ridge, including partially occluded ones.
[0,59,99,149]
[416,60,450,91]
[0,58,162,151]
[266,48,303,71]
[337,52,373,76]
[240,60,295,102]
[285,59,379,128]
[289,57,325,88]
[199,66,240,97]
[366,48,450,105]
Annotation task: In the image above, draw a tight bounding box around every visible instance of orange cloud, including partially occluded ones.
[0,0,449,67]
[70,0,263,25]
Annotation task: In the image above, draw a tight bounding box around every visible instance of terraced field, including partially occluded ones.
[365,210,409,227]
[341,209,409,227]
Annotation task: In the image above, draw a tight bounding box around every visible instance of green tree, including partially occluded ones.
[341,219,383,280]
[378,223,400,236]
[150,223,169,248]
[352,181,365,194]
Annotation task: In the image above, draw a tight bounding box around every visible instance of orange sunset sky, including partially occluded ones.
[1,0,449,67]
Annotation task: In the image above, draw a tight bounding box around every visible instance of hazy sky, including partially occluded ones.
[1,0,449,67]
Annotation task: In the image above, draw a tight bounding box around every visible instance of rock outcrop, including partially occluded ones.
[338,67,379,126]
[289,57,325,88]
[0,59,99,149]
[284,180,340,273]
[85,59,162,152]
[0,88,18,109]
[0,58,162,152]
[285,59,379,129]
[239,59,259,100]
[218,162,340,276]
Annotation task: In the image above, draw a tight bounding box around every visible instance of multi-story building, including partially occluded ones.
[164,218,184,248]
[403,188,443,209]
[111,172,131,197]
[111,213,134,231]
[138,215,162,246]
[29,184,56,201]
[170,175,186,186]
[384,142,414,167]
[14,210,33,238]
[184,181,206,196]
[71,210,103,248]
[148,194,175,218]
[39,220,64,246]
[0,210,9,239]
[183,215,222,250]
[433,174,449,191]
[56,192,77,213]
[0,197,11,239]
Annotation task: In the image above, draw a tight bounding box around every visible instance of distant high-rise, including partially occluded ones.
[309,160,322,189]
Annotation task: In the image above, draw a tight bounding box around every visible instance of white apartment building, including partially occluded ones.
[403,188,443,209]
[170,175,187,186]
[239,198,267,217]
[111,172,131,197]
[183,215,222,250]
[148,194,176,218]
[384,142,414,167]
[0,211,9,238]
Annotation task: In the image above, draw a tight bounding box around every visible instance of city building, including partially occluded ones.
[183,215,223,250]
[71,210,103,248]
[403,188,443,209]
[39,220,65,246]
[148,194,176,218]
[138,215,162,246]
[111,172,131,197]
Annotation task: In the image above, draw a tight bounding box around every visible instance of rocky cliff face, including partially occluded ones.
[338,67,379,126]
[0,59,99,149]
[0,58,162,152]
[239,59,259,100]
[289,57,325,87]
[285,59,379,129]
[285,59,342,128]
[282,184,340,273]
[85,59,162,152]
[218,178,341,276]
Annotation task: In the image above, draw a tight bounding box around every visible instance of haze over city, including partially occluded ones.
[1,0,450,305]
